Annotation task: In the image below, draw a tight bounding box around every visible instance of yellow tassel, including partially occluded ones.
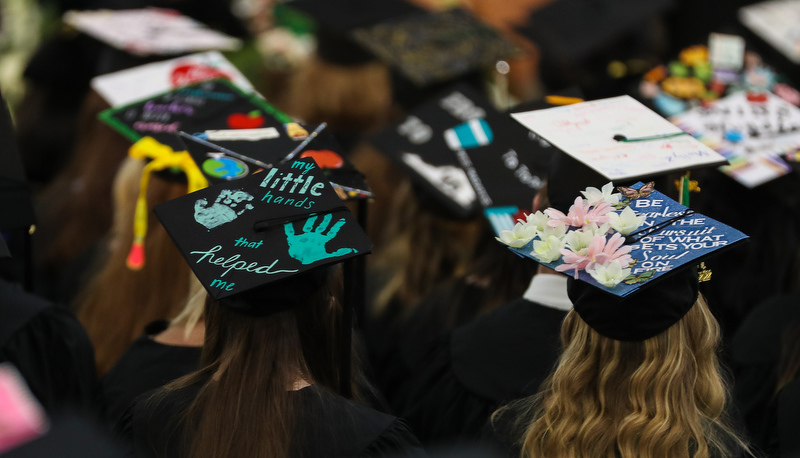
[125,136,209,270]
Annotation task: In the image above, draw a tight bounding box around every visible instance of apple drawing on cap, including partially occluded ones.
[227,110,265,129]
[300,150,344,169]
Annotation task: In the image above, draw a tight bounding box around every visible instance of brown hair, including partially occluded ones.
[371,179,482,315]
[497,296,749,458]
[278,56,394,134]
[156,267,359,458]
[75,157,192,375]
[36,91,130,273]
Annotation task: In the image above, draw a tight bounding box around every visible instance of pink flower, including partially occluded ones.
[556,233,632,278]
[544,197,614,228]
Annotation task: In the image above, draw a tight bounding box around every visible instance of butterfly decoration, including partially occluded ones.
[623,269,656,285]
[614,181,656,209]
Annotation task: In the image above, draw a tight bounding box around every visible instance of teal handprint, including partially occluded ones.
[285,213,356,265]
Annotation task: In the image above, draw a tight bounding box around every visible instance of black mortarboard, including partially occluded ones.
[177,126,373,200]
[0,236,8,259]
[154,157,371,315]
[369,83,500,218]
[287,0,423,66]
[0,91,35,232]
[462,93,585,234]
[99,79,300,151]
[567,265,700,341]
[517,0,675,64]
[351,8,519,87]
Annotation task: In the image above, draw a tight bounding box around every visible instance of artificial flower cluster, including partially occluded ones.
[496,183,647,288]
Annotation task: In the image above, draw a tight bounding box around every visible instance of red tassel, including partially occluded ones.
[126,241,145,270]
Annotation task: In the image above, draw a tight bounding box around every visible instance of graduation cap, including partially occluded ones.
[99,79,303,151]
[511,95,728,182]
[350,8,520,87]
[496,179,748,341]
[176,123,373,200]
[462,93,586,235]
[154,157,371,315]
[370,83,504,218]
[287,0,423,66]
[516,0,675,64]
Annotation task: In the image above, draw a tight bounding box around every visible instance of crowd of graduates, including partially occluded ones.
[2,0,800,457]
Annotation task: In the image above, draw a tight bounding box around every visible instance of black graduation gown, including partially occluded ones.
[100,321,202,429]
[116,380,426,458]
[730,294,800,449]
[2,412,125,458]
[0,279,96,412]
[392,298,567,446]
[770,379,800,457]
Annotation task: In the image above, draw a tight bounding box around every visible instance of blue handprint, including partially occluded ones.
[194,189,255,229]
[285,213,356,265]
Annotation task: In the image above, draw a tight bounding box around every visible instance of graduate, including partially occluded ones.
[388,152,591,445]
[482,179,753,457]
[116,158,424,457]
[99,280,205,429]
[0,90,97,413]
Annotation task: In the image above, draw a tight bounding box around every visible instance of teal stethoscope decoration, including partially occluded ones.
[444,119,494,151]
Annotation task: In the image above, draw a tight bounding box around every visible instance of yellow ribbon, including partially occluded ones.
[126,136,208,270]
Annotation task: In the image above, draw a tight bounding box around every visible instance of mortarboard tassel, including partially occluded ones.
[126,137,209,270]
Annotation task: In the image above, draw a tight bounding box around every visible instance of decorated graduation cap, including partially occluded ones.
[462,94,586,235]
[288,0,422,66]
[99,79,307,152]
[350,8,519,88]
[176,122,373,200]
[154,157,371,315]
[370,83,503,218]
[511,95,728,182]
[496,173,748,340]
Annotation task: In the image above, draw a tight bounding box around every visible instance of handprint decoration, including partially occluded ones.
[194,189,254,229]
[285,214,356,265]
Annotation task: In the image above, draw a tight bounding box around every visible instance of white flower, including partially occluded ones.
[607,206,646,235]
[525,210,551,231]
[562,229,595,256]
[525,210,567,240]
[586,260,631,287]
[581,182,621,206]
[539,221,567,240]
[531,235,566,263]
[496,221,538,248]
[581,222,611,237]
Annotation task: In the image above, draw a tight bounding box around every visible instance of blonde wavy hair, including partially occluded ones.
[500,296,749,458]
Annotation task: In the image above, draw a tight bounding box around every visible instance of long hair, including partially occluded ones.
[371,179,482,315]
[278,56,394,134]
[76,157,192,375]
[155,267,356,458]
[500,296,748,458]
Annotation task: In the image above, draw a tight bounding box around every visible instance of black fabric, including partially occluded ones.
[116,379,425,457]
[546,150,609,214]
[3,412,124,458]
[100,320,202,429]
[777,379,800,458]
[567,266,699,342]
[731,294,800,452]
[0,88,35,231]
[0,280,96,412]
[392,298,567,446]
